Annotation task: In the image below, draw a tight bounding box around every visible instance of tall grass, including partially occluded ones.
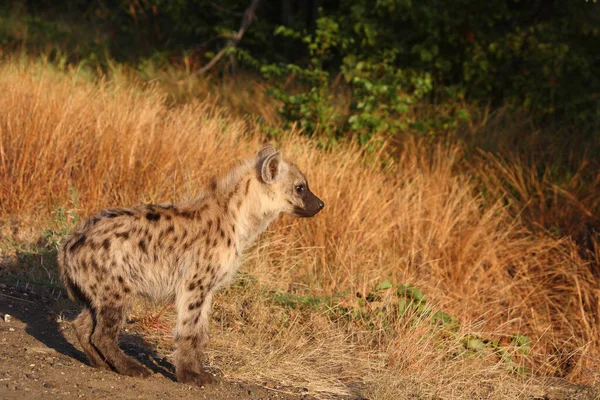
[1,59,599,398]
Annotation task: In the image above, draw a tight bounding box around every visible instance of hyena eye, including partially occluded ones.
[295,184,305,193]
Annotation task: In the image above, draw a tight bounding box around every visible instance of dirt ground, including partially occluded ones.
[1,280,599,400]
[0,281,325,400]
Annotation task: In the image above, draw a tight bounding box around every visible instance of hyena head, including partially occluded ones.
[255,146,324,218]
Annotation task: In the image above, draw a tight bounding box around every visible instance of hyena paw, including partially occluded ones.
[120,361,152,379]
[88,359,112,371]
[176,368,217,387]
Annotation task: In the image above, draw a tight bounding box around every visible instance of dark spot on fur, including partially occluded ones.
[104,285,111,291]
[168,244,174,252]
[69,235,86,253]
[114,293,121,300]
[115,231,130,240]
[236,199,242,210]
[102,239,111,251]
[159,226,174,241]
[146,212,161,222]
[220,229,225,239]
[124,287,131,294]
[180,211,194,219]
[207,220,213,230]
[210,177,217,191]
[188,282,196,291]
[139,239,147,253]
[244,179,251,195]
[227,237,231,247]
[212,238,218,247]
[102,209,134,218]
[194,315,200,324]
[117,276,124,284]
[165,214,172,221]
[231,224,235,233]
[182,229,188,239]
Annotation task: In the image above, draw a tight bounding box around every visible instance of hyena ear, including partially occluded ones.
[256,145,277,160]
[260,151,281,183]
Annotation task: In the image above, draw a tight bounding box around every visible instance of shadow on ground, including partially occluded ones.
[0,246,177,381]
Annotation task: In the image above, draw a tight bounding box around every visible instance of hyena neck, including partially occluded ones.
[210,161,280,252]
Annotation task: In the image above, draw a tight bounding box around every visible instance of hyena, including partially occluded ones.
[58,146,324,386]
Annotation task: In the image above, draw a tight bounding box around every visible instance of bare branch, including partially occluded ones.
[193,0,263,76]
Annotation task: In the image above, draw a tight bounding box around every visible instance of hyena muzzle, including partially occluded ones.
[58,146,324,386]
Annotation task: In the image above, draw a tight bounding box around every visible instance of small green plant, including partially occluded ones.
[43,185,80,250]
[268,280,531,375]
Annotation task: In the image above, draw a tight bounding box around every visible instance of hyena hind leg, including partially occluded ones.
[72,307,111,370]
[90,304,151,379]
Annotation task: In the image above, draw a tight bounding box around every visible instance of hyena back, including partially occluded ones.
[58,146,324,386]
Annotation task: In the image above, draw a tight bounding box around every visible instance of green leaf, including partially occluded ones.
[511,334,531,354]
[406,287,425,303]
[466,338,486,351]
[377,280,394,290]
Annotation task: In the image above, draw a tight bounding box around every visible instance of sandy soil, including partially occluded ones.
[1,280,598,400]
[0,282,323,400]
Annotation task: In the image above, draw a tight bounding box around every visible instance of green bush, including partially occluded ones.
[2,0,599,130]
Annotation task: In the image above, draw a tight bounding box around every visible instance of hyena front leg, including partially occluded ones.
[90,303,151,378]
[72,307,111,370]
[174,287,216,386]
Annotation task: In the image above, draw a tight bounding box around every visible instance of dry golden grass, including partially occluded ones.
[1,59,599,398]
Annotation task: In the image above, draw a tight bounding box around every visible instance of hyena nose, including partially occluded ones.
[318,201,325,210]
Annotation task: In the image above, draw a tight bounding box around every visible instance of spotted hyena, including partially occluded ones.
[58,146,324,386]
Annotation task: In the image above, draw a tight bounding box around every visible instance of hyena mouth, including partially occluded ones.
[294,193,325,217]
[294,207,322,217]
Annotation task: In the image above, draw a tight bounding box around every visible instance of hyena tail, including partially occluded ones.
[58,239,90,306]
